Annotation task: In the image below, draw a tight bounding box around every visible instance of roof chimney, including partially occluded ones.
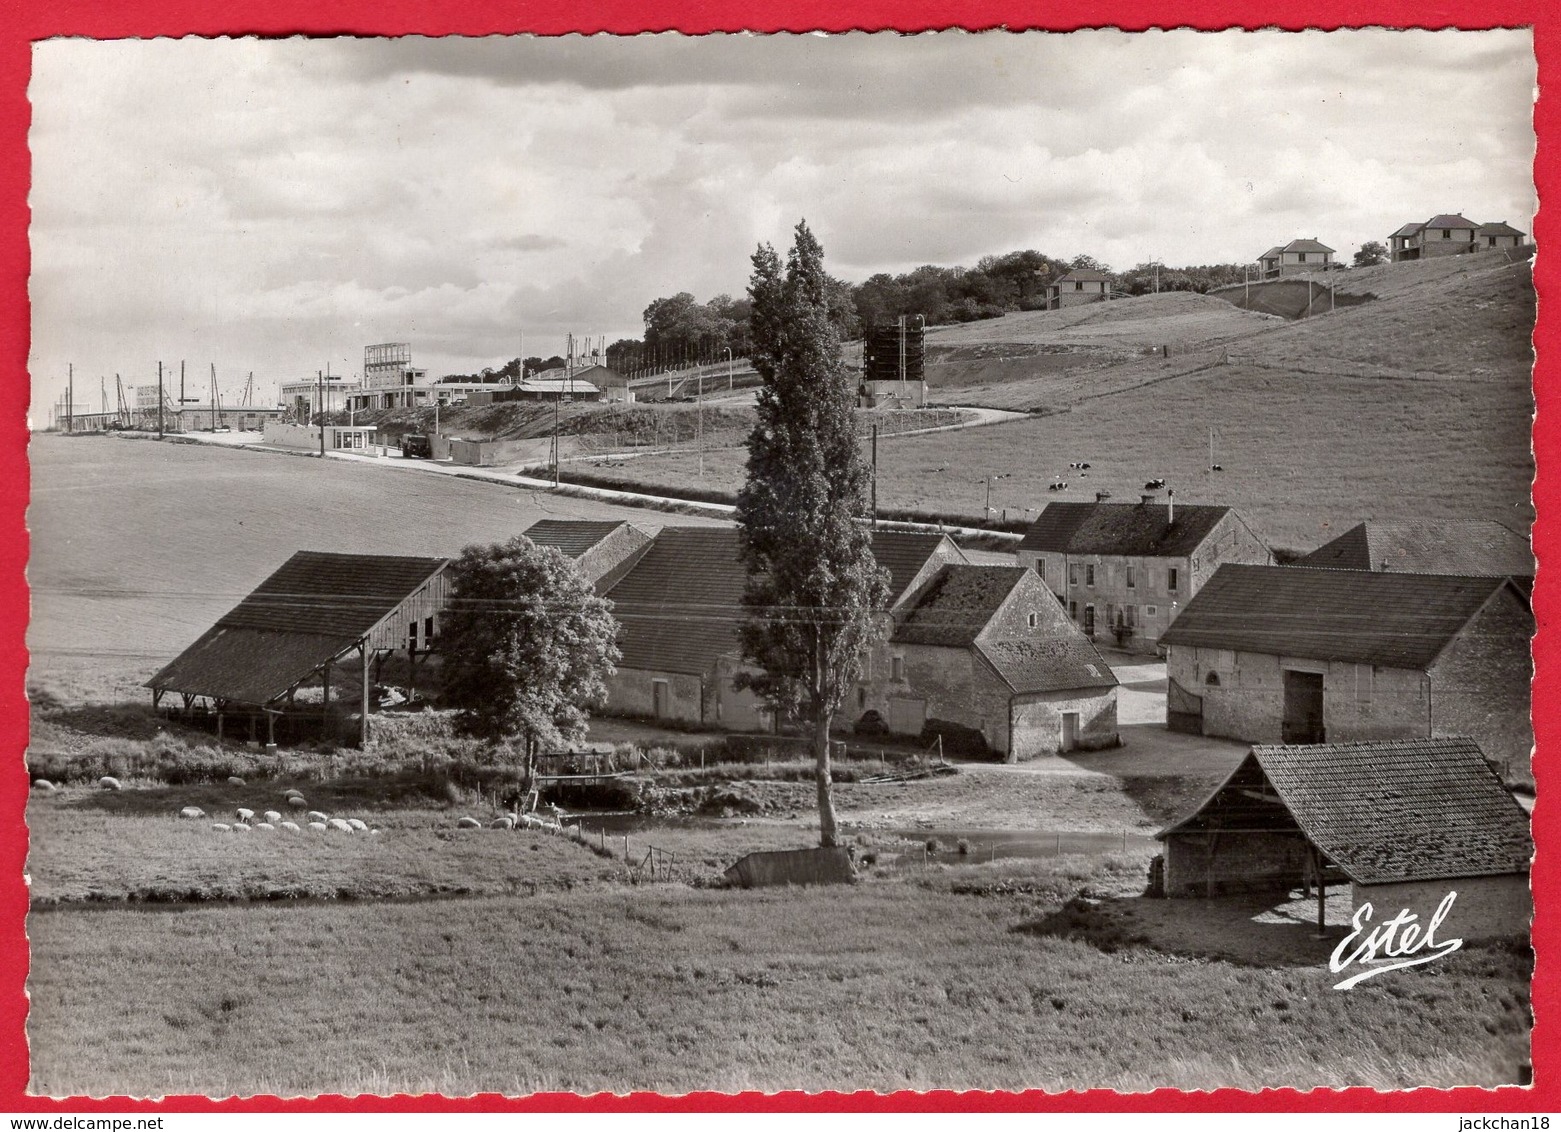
[1167,489,1175,525]
[1096,491,1111,502]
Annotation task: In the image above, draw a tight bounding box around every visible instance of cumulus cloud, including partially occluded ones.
[27,29,1535,418]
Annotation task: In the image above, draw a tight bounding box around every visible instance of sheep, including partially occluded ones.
[542,821,563,835]
[306,821,328,833]
[287,796,308,809]
[327,818,353,833]
[519,813,545,830]
[254,822,275,831]
[345,818,368,832]
[235,807,255,823]
[31,779,54,793]
[457,816,483,829]
[283,788,304,800]
[306,810,329,823]
[98,776,122,791]
[211,822,232,832]
[232,822,252,832]
[226,776,246,787]
[279,821,301,833]
[179,806,206,820]
[490,816,516,830]
[369,829,381,836]
[263,810,282,824]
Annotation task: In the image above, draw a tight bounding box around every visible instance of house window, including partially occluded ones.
[1297,252,1307,263]
[1205,672,1221,687]
[1126,565,1136,589]
[1145,605,1158,617]
[1442,229,1451,238]
[1085,565,1095,587]
[424,616,434,642]
[1068,564,1079,586]
[1168,567,1179,593]
[1069,600,1078,621]
[891,656,904,681]
[1027,612,1039,629]
[1125,605,1137,631]
[408,621,419,651]
[1075,281,1083,291]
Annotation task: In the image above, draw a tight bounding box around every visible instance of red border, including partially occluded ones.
[1,0,1552,1114]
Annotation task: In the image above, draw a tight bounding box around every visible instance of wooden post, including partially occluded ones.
[359,640,371,749]
[322,659,332,741]
[216,711,223,743]
[1315,848,1327,935]
[266,710,276,749]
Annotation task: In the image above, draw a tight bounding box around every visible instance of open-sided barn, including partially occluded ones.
[146,551,449,747]
[1157,738,1531,940]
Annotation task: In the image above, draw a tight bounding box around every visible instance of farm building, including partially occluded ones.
[1297,519,1533,579]
[1015,496,1271,654]
[599,526,969,731]
[1475,221,1529,251]
[522,519,652,593]
[872,564,1118,759]
[1258,238,1336,279]
[146,551,450,748]
[1046,269,1112,309]
[1156,738,1531,940]
[1159,565,1534,773]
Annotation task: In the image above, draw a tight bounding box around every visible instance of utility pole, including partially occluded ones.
[984,475,992,519]
[211,363,218,432]
[100,376,106,414]
[157,362,165,439]
[697,369,704,476]
[317,369,325,458]
[871,424,878,529]
[726,347,733,392]
[66,363,73,433]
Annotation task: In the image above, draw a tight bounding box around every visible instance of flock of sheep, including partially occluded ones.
[174,778,382,835]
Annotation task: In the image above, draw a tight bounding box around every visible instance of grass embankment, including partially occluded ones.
[27,869,1530,1096]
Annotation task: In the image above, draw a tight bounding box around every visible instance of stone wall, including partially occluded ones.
[1351,875,1530,940]
[604,667,705,724]
[1010,688,1118,760]
[1163,830,1312,895]
[1430,587,1534,775]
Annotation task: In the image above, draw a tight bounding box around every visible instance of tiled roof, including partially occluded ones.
[1426,213,1478,229]
[893,565,1028,647]
[1017,501,1235,558]
[1391,222,1425,237]
[1282,238,1335,254]
[604,527,747,675]
[1296,520,1533,577]
[524,519,630,560]
[213,552,448,638]
[871,530,963,606]
[1163,740,1531,885]
[1160,564,1522,669]
[978,637,1119,694]
[1055,269,1113,282]
[1476,221,1526,237]
[1259,246,1285,260]
[147,627,357,705]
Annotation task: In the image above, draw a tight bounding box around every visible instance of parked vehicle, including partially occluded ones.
[402,434,433,459]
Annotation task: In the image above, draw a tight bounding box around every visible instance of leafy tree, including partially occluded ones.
[735,220,891,848]
[1354,240,1389,267]
[439,537,621,789]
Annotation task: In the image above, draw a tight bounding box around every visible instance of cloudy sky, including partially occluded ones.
[28,30,1536,418]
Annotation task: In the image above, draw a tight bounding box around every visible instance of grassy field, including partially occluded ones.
[26,871,1530,1096]
[26,434,725,702]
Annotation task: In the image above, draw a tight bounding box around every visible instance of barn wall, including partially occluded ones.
[711,659,770,733]
[365,572,451,653]
[1430,588,1534,776]
[1163,831,1312,895]
[1351,875,1530,940]
[604,667,704,723]
[1010,688,1118,761]
[1169,645,1430,744]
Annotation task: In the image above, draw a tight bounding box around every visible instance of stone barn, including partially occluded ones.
[1157,738,1531,940]
[1296,519,1532,580]
[146,551,451,748]
[1160,565,1533,775]
[874,564,1119,759]
[523,518,652,593]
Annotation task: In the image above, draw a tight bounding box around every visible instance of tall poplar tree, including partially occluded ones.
[735,221,890,848]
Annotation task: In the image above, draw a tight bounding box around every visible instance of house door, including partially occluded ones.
[1083,604,1096,636]
[1061,712,1079,752]
[651,679,670,719]
[887,697,926,736]
[1282,670,1325,744]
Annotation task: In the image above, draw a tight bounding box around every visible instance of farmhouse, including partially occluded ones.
[1475,221,1529,251]
[871,564,1118,759]
[146,551,450,748]
[522,518,652,593]
[1297,519,1533,579]
[1258,238,1336,279]
[1015,496,1271,654]
[1156,738,1531,940]
[600,526,967,731]
[1159,565,1533,773]
[1046,269,1112,309]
